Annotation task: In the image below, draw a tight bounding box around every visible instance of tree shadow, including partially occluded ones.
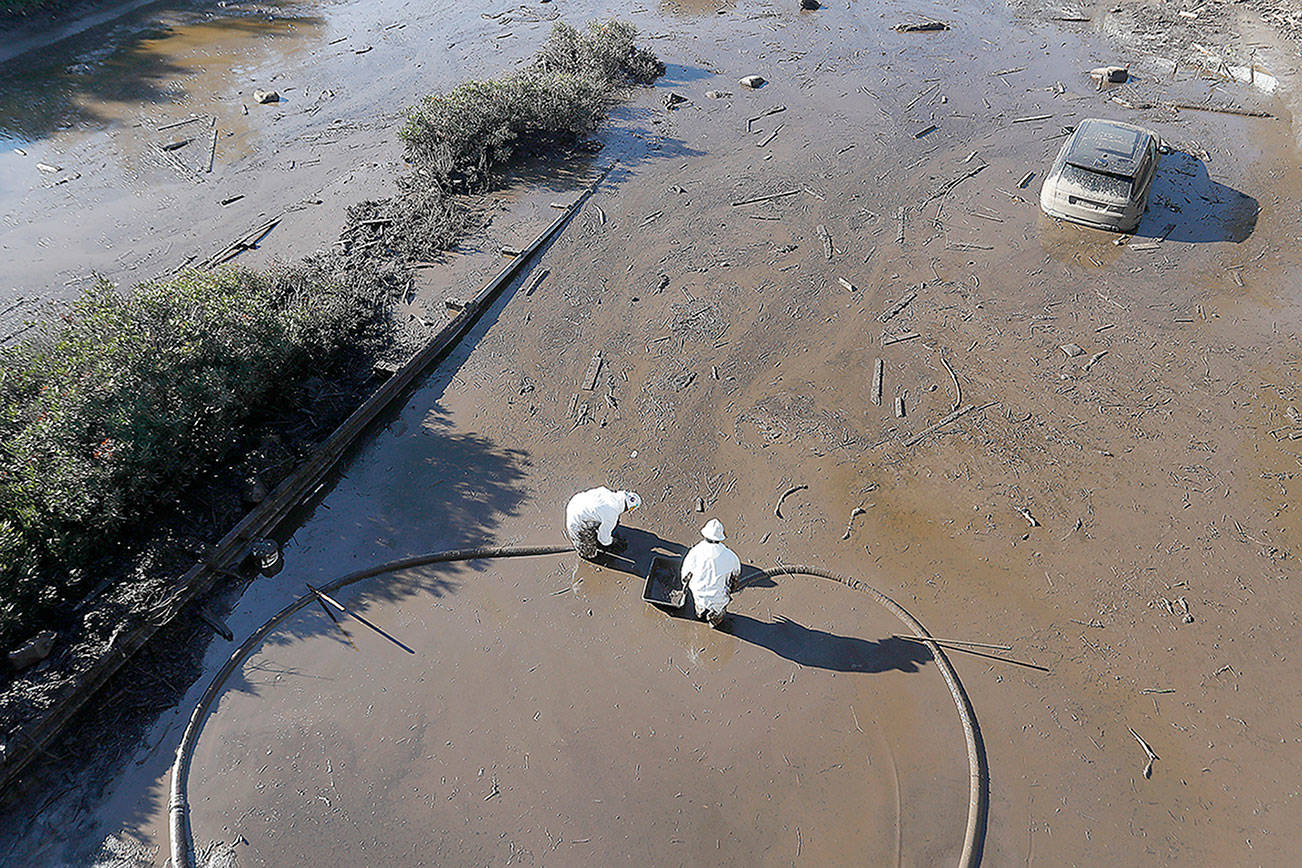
[0,0,324,146]
[1138,149,1258,243]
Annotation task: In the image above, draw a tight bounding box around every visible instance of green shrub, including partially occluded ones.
[0,260,393,647]
[402,20,663,188]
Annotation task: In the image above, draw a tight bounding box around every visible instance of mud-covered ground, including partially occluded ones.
[2,0,1301,865]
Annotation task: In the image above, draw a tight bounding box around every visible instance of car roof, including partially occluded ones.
[1064,118,1154,178]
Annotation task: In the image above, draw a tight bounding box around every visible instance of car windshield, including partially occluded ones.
[1061,164,1132,201]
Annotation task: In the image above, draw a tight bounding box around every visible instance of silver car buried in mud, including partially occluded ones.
[1039,118,1163,232]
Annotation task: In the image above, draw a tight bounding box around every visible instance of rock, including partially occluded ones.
[8,630,56,671]
[800,0,820,8]
[895,21,949,32]
[705,89,732,99]
[1090,65,1129,83]
[252,89,280,104]
[1060,343,1084,358]
[738,75,766,89]
[662,92,689,109]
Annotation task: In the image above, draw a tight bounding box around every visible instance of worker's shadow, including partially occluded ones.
[726,616,932,674]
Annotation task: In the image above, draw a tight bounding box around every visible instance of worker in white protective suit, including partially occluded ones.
[678,519,742,627]
[565,487,641,560]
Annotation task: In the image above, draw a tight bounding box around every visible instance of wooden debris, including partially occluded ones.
[892,635,1012,651]
[902,401,996,447]
[1127,726,1159,779]
[895,395,906,418]
[1060,343,1084,358]
[872,358,883,406]
[914,124,938,139]
[775,484,808,519]
[160,138,191,151]
[746,104,786,130]
[817,224,833,259]
[1017,171,1034,188]
[579,353,603,391]
[523,268,550,297]
[1083,350,1109,372]
[877,290,916,323]
[895,21,949,31]
[881,331,920,346]
[941,351,961,411]
[1165,102,1272,118]
[157,115,206,131]
[842,506,868,540]
[1015,505,1040,527]
[220,195,244,206]
[992,67,1026,76]
[1011,113,1054,124]
[500,245,523,257]
[837,277,857,292]
[757,122,785,148]
[731,189,800,207]
[206,126,218,173]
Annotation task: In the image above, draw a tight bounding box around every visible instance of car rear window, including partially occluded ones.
[1061,164,1132,201]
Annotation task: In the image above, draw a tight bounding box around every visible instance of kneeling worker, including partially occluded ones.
[679,519,741,627]
[566,486,641,559]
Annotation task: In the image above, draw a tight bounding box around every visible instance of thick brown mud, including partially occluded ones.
[2,0,1301,866]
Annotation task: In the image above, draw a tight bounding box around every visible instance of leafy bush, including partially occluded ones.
[402,20,663,188]
[0,260,395,647]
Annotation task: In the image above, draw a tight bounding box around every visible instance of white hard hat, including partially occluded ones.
[624,491,642,511]
[701,519,726,542]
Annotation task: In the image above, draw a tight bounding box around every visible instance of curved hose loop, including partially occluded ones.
[169,544,571,868]
[170,549,986,868]
[738,565,987,868]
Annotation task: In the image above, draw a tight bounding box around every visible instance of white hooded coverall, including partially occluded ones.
[681,539,741,621]
[565,487,631,552]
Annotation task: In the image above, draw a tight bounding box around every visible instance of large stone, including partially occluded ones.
[1090,65,1129,83]
[8,630,56,671]
[738,75,766,89]
[252,89,280,104]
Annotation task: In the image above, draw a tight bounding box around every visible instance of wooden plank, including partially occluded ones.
[872,358,883,406]
[579,353,603,391]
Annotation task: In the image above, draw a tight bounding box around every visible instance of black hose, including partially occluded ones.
[170,550,986,868]
[738,565,987,868]
[169,545,570,868]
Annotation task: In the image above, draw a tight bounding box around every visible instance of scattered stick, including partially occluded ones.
[1083,350,1109,373]
[842,506,868,540]
[774,484,808,519]
[1015,505,1040,527]
[871,358,883,406]
[914,124,938,139]
[206,126,218,173]
[881,331,920,345]
[1017,171,1034,188]
[1011,113,1054,124]
[1165,102,1272,118]
[902,401,997,447]
[156,115,206,131]
[746,104,786,130]
[940,351,961,411]
[307,583,415,654]
[877,290,916,323]
[837,277,857,292]
[731,189,800,207]
[892,635,1012,651]
[895,395,906,418]
[817,224,833,259]
[579,353,603,391]
[756,122,785,147]
[1127,726,1159,779]
[895,21,949,32]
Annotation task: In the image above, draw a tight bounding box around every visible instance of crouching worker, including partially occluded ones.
[565,487,641,560]
[679,519,741,627]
